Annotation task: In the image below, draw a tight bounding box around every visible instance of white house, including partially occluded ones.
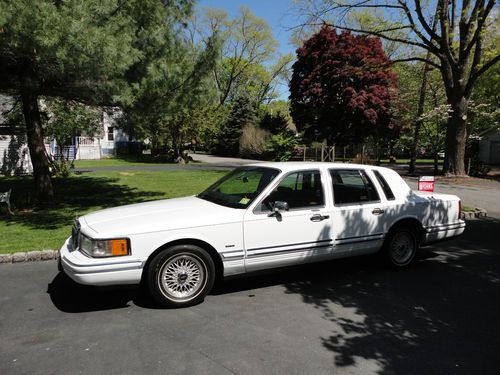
[1,97,136,175]
[0,95,33,174]
[65,109,132,161]
[0,131,33,175]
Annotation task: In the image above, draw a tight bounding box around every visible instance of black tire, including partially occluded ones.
[147,244,215,308]
[382,225,418,269]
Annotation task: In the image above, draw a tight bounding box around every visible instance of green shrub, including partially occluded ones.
[265,132,299,161]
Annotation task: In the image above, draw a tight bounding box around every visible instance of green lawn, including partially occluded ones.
[73,159,157,168]
[0,170,226,253]
[74,155,203,168]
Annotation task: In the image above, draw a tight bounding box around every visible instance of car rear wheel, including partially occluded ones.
[383,226,418,268]
[147,245,215,308]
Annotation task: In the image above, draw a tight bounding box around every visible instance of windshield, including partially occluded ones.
[198,166,280,209]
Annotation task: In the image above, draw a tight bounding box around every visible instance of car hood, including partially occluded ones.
[80,196,244,237]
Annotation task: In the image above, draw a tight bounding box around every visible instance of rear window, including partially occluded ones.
[330,169,380,205]
[373,170,395,200]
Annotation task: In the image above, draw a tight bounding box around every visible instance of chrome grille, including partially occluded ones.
[71,220,81,250]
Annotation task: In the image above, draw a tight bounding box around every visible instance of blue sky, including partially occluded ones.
[197,0,298,58]
[197,0,300,99]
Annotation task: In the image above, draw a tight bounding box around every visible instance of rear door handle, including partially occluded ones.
[310,214,330,222]
[372,208,385,215]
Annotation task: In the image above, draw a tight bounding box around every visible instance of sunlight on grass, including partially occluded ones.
[461,206,476,212]
[73,155,203,168]
[74,157,165,168]
[0,170,226,253]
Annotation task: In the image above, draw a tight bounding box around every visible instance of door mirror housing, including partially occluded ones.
[273,201,289,212]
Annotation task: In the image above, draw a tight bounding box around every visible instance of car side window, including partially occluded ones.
[330,169,380,205]
[259,170,324,212]
[373,170,395,200]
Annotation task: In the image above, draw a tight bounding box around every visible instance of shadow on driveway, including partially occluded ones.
[47,218,500,374]
[283,218,500,374]
[47,273,160,313]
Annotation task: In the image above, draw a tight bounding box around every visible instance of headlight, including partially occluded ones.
[79,233,130,257]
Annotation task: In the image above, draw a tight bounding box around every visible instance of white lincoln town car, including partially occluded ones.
[59,162,465,307]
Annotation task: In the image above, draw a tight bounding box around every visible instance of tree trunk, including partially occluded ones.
[20,74,54,203]
[443,96,468,176]
[170,127,180,159]
[409,63,431,174]
[409,14,438,174]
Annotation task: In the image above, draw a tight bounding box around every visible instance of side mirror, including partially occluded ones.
[273,201,289,212]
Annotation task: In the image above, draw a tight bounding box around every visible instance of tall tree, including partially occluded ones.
[0,0,192,201]
[197,6,291,107]
[408,13,438,174]
[121,29,220,157]
[296,0,499,176]
[260,102,293,135]
[290,26,398,145]
[43,98,102,176]
[217,95,257,156]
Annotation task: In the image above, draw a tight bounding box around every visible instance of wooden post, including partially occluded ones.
[332,145,335,162]
[303,146,306,161]
[321,145,324,162]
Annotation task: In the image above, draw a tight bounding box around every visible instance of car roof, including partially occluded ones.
[245,161,388,173]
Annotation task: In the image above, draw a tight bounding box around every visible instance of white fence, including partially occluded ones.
[75,137,101,160]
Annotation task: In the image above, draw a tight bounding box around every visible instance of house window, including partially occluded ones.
[107,127,114,141]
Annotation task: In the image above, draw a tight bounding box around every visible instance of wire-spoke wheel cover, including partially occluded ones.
[389,232,415,265]
[157,253,207,302]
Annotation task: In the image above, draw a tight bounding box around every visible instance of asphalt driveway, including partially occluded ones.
[1,217,499,375]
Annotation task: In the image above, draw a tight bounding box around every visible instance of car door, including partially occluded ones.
[243,169,333,272]
[328,168,386,255]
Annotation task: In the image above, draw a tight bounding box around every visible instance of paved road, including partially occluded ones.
[1,217,499,375]
[75,163,233,173]
[74,154,261,173]
[190,154,263,165]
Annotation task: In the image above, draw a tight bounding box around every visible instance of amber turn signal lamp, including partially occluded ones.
[111,239,129,256]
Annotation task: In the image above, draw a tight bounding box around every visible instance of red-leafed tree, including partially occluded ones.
[290,26,399,145]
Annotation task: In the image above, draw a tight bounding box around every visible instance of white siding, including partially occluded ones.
[75,137,101,160]
[77,146,101,160]
[0,136,33,174]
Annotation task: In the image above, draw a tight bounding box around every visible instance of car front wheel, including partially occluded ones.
[147,245,215,308]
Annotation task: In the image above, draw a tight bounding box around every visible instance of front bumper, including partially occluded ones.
[59,237,144,286]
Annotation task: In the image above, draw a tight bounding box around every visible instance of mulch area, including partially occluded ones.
[436,167,500,188]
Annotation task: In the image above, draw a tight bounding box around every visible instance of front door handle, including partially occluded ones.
[310,214,330,222]
[372,208,385,215]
